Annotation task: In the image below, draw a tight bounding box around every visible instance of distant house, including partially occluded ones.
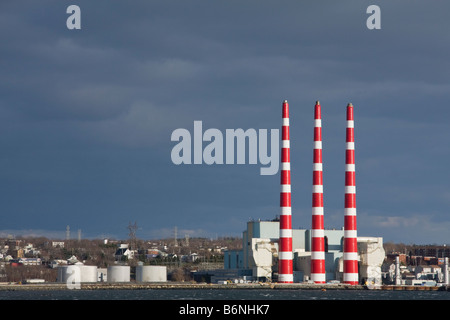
[415,265,442,281]
[52,241,65,248]
[181,253,200,263]
[67,255,79,264]
[23,244,40,256]
[189,253,200,262]
[115,246,134,261]
[50,259,68,268]
[18,258,42,265]
[146,249,161,259]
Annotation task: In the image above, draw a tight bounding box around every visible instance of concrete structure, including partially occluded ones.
[249,238,277,281]
[224,219,385,284]
[395,256,401,285]
[357,237,385,286]
[107,265,130,283]
[311,100,326,283]
[136,265,167,282]
[235,220,346,282]
[444,257,449,285]
[278,99,293,283]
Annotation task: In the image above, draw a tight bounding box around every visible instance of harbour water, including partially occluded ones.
[1,288,449,300]
[1,287,447,319]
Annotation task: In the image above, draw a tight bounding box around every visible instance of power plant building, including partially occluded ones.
[224,219,385,284]
[226,100,385,285]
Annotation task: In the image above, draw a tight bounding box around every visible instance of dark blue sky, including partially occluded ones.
[1,1,450,244]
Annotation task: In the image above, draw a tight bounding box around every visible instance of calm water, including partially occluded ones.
[1,288,449,300]
[3,289,445,319]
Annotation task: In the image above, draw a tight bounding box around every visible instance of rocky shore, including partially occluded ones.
[0,282,363,291]
[0,282,447,291]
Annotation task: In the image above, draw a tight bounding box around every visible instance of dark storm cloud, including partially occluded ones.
[1,1,450,243]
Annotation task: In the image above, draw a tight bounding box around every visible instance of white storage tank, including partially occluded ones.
[57,265,77,283]
[57,265,98,283]
[107,265,130,283]
[136,265,167,282]
[80,265,98,283]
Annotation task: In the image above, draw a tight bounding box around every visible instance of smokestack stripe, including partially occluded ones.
[311,101,326,283]
[279,100,293,283]
[343,103,359,285]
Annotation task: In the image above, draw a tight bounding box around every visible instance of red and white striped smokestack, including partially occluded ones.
[343,102,359,285]
[278,99,293,283]
[311,101,326,283]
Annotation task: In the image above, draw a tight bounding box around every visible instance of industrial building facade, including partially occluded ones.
[223,219,385,284]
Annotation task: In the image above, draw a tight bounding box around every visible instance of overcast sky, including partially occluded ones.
[1,1,450,244]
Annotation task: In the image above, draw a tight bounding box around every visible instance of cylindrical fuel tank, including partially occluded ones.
[57,265,98,283]
[135,265,167,282]
[107,265,130,283]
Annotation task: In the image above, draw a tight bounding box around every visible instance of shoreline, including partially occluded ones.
[0,282,362,291]
[0,282,447,291]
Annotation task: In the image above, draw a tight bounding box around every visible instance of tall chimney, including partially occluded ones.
[278,100,293,283]
[311,101,326,283]
[343,103,359,285]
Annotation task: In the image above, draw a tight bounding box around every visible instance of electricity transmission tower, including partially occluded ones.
[127,221,138,250]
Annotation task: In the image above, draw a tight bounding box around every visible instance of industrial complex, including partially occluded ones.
[215,100,444,287]
[221,219,385,285]
[1,100,449,290]
[218,100,386,285]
